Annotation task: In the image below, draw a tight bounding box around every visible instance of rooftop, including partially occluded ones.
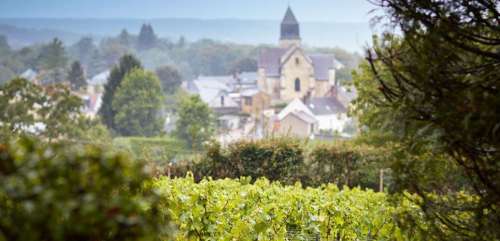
[306,97,347,115]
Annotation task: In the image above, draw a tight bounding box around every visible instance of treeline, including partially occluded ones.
[0,24,362,85]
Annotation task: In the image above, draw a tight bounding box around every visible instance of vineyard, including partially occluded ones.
[153,176,424,241]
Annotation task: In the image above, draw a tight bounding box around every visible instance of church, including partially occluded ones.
[257,7,341,102]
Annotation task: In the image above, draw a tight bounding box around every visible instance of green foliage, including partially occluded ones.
[174,95,214,150]
[153,176,423,241]
[0,137,172,241]
[0,78,110,142]
[180,39,254,76]
[229,57,258,74]
[113,68,165,136]
[199,138,304,184]
[306,142,378,189]
[0,78,79,141]
[113,136,191,173]
[155,65,182,95]
[194,138,387,189]
[38,38,67,71]
[335,67,353,85]
[70,37,96,68]
[100,38,130,68]
[99,54,142,131]
[87,49,107,77]
[355,1,500,239]
[68,117,112,144]
[67,61,86,90]
[0,66,15,85]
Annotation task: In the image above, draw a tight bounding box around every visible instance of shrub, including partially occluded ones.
[0,137,172,241]
[305,142,383,189]
[189,138,388,189]
[197,138,304,184]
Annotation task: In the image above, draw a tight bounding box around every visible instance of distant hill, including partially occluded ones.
[0,24,82,48]
[0,18,373,52]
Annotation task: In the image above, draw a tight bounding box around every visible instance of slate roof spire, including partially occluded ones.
[280,6,300,40]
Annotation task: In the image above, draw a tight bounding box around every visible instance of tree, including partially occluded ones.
[67,61,86,90]
[177,36,186,48]
[0,78,108,143]
[100,39,129,68]
[38,38,67,71]
[0,137,172,241]
[174,95,214,150]
[113,68,165,137]
[38,38,68,84]
[71,37,96,67]
[229,57,257,74]
[87,49,106,77]
[118,29,131,47]
[98,54,142,131]
[0,65,15,85]
[137,24,157,51]
[155,65,182,95]
[0,35,11,57]
[16,47,39,71]
[355,0,500,239]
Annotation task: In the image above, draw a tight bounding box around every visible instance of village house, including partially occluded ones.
[305,97,348,132]
[271,96,350,138]
[240,88,271,115]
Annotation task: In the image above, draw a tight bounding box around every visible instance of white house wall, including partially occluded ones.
[315,113,349,132]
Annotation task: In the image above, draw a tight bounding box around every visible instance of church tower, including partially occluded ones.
[280,7,301,48]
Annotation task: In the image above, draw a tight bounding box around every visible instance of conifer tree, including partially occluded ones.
[137,24,157,51]
[98,54,142,131]
[118,29,131,47]
[38,38,68,84]
[87,50,106,77]
[67,61,86,90]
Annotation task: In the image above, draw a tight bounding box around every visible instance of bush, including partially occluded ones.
[0,137,172,241]
[197,138,304,184]
[187,138,389,189]
[305,142,384,189]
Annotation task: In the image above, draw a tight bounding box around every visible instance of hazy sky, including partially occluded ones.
[0,0,376,22]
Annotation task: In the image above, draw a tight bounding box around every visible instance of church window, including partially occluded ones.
[294,78,301,92]
[295,57,300,65]
[220,96,225,107]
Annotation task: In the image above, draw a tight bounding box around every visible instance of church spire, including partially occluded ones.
[280,6,301,48]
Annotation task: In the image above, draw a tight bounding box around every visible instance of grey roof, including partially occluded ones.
[258,48,288,77]
[306,97,347,115]
[258,48,337,80]
[281,7,301,40]
[282,7,298,25]
[287,111,317,124]
[240,88,260,97]
[186,76,234,105]
[309,54,335,81]
[238,72,258,84]
[184,80,199,93]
